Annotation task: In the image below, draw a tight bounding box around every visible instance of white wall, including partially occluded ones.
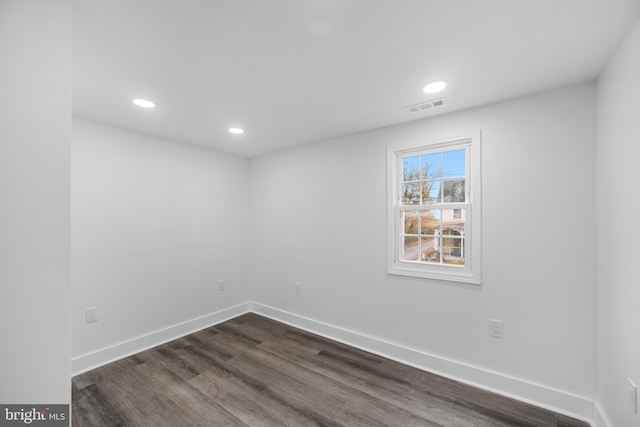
[71,118,250,368]
[250,83,597,410]
[596,16,640,427]
[0,0,71,404]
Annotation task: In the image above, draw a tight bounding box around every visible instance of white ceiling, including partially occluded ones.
[73,0,640,157]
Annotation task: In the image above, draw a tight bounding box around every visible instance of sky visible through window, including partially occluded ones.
[402,149,465,182]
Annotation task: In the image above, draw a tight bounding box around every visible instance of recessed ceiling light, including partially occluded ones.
[132,98,156,108]
[422,81,447,94]
[228,127,245,135]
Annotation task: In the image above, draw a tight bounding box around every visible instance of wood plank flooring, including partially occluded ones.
[72,313,588,426]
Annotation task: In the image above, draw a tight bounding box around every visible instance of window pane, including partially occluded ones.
[420,237,440,263]
[443,179,465,202]
[443,149,465,178]
[402,211,418,234]
[420,210,441,235]
[402,183,420,205]
[421,153,440,179]
[442,236,465,265]
[422,180,440,204]
[402,156,420,181]
[402,236,419,261]
[442,208,465,226]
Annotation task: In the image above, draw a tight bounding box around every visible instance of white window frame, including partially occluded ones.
[387,131,482,284]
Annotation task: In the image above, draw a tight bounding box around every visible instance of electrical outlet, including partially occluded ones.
[219,278,226,291]
[628,378,638,414]
[85,307,99,324]
[294,282,301,295]
[489,319,503,338]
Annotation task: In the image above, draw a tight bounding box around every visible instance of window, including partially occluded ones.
[387,132,481,284]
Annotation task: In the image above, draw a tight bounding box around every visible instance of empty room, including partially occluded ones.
[2,1,640,426]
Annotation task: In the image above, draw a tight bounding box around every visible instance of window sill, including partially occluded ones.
[387,262,481,284]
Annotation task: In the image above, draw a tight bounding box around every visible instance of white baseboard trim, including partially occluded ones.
[71,302,251,376]
[251,302,595,424]
[592,401,611,427]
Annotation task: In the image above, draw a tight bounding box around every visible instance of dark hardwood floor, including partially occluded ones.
[72,313,588,426]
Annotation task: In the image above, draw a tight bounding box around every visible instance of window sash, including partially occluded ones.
[397,145,470,207]
[396,205,471,266]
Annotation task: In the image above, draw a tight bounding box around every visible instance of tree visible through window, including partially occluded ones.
[387,132,481,284]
